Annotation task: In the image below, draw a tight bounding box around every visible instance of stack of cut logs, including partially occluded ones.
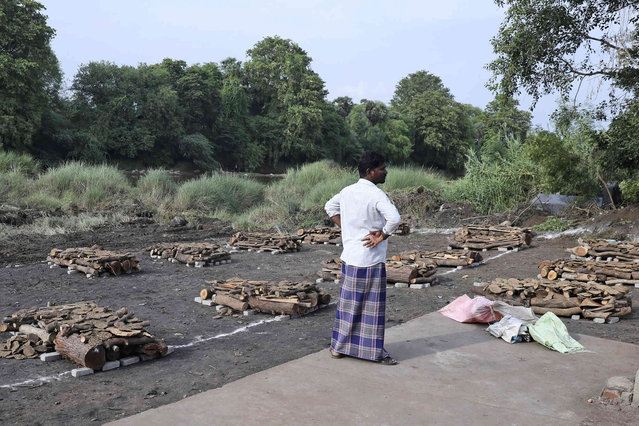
[448,225,533,250]
[390,249,482,267]
[472,278,632,319]
[393,223,410,235]
[569,239,639,262]
[229,232,303,253]
[539,258,639,286]
[147,242,230,266]
[297,227,342,244]
[318,257,438,285]
[47,247,140,277]
[0,302,167,369]
[200,278,331,316]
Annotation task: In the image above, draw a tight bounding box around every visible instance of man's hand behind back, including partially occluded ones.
[362,230,386,248]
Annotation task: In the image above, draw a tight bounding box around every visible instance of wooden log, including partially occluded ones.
[248,296,300,315]
[531,306,582,317]
[106,261,122,276]
[581,309,612,320]
[18,324,55,343]
[572,246,589,257]
[214,293,249,311]
[385,265,419,283]
[55,334,106,370]
[200,288,213,300]
[410,275,438,284]
[530,297,580,308]
[605,279,639,285]
[547,270,558,280]
[320,293,331,305]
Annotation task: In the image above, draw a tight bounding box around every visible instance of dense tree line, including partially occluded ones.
[2,0,639,198]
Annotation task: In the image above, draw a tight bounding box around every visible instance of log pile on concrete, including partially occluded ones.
[228,231,303,253]
[318,257,438,285]
[200,278,331,316]
[539,258,639,285]
[297,227,342,244]
[147,242,230,266]
[47,247,141,277]
[569,239,639,262]
[0,334,54,359]
[390,249,483,267]
[449,225,532,250]
[472,278,632,319]
[0,302,167,369]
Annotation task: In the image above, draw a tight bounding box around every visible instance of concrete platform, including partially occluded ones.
[109,312,639,425]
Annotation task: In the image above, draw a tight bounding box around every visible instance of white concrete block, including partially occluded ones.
[593,318,605,324]
[165,346,175,356]
[394,282,409,288]
[186,263,192,267]
[482,248,487,252]
[243,310,256,316]
[47,261,52,265]
[456,266,463,270]
[213,261,220,266]
[315,278,324,284]
[323,242,329,245]
[334,279,340,284]
[215,305,225,311]
[596,256,601,261]
[67,269,79,275]
[226,259,232,263]
[139,354,156,362]
[40,352,61,362]
[49,264,59,269]
[202,299,214,306]
[537,274,542,279]
[447,246,452,251]
[247,248,253,252]
[194,297,202,304]
[497,247,509,252]
[71,367,94,377]
[512,248,519,252]
[571,315,580,320]
[120,356,140,367]
[336,243,341,247]
[256,249,264,253]
[607,257,613,262]
[86,274,93,278]
[607,317,620,324]
[423,283,431,288]
[102,360,120,371]
[635,283,639,288]
[195,261,206,268]
[275,315,290,321]
[410,284,425,289]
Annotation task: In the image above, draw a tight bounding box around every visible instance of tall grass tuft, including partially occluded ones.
[176,174,265,214]
[35,162,132,210]
[446,138,537,214]
[381,165,447,193]
[0,151,40,175]
[135,169,178,214]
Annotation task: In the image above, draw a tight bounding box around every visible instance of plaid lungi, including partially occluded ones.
[331,262,389,361]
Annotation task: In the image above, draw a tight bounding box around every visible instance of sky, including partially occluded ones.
[41,0,575,128]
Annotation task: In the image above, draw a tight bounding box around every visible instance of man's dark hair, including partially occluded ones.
[358,150,386,177]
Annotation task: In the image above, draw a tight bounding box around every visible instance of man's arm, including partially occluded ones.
[362,195,401,248]
[324,193,341,228]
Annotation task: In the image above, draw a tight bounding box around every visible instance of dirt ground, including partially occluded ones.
[1,217,639,425]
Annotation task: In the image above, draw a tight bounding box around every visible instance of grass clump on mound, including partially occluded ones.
[34,162,132,211]
[381,166,446,193]
[0,151,40,175]
[135,169,178,215]
[176,174,265,215]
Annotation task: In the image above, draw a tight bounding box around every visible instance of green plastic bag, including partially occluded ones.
[528,312,585,353]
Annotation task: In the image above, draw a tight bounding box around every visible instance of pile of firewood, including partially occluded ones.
[297,227,342,244]
[0,302,167,369]
[47,247,141,277]
[228,231,303,253]
[147,242,230,266]
[0,334,54,360]
[448,225,533,250]
[200,278,331,316]
[318,257,438,285]
[472,278,631,319]
[569,239,639,262]
[539,258,639,286]
[390,249,483,267]
[393,223,410,235]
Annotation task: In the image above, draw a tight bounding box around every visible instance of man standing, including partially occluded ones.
[324,151,401,365]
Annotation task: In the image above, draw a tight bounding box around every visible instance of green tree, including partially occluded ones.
[391,71,472,171]
[0,0,61,150]
[244,36,328,165]
[478,95,532,160]
[488,0,639,109]
[332,96,354,118]
[597,100,639,181]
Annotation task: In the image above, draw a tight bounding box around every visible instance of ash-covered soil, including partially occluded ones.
[0,221,638,425]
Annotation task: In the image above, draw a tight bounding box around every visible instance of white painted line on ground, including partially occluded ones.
[439,250,513,276]
[169,317,281,349]
[412,227,459,235]
[0,370,72,390]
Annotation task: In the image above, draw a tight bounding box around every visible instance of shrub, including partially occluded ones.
[175,174,265,214]
[620,177,639,203]
[381,166,446,193]
[447,137,537,214]
[531,216,571,233]
[135,169,177,213]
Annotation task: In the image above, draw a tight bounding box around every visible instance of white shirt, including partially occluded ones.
[325,178,401,267]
